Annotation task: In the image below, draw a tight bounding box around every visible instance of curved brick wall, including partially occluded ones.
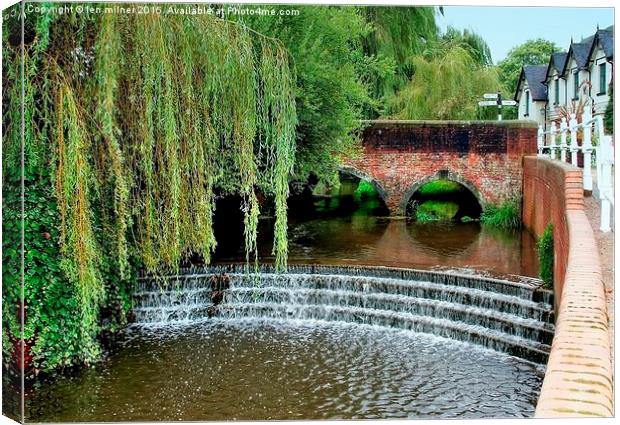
[523,156,613,417]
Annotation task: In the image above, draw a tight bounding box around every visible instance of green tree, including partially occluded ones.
[441,26,493,66]
[242,7,375,183]
[360,6,439,112]
[498,39,559,98]
[2,7,297,374]
[386,39,501,120]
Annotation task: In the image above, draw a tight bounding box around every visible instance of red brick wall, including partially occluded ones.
[343,120,538,214]
[522,156,584,302]
[523,159,613,418]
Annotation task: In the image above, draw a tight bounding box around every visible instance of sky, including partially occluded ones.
[438,6,614,64]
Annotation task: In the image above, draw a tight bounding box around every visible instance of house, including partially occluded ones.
[514,25,613,129]
[543,52,568,123]
[515,65,548,123]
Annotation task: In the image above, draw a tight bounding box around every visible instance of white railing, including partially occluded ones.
[537,108,614,232]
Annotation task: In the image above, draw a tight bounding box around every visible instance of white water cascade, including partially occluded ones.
[133,265,554,364]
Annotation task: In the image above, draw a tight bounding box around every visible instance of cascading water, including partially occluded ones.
[133,264,554,364]
[26,264,551,421]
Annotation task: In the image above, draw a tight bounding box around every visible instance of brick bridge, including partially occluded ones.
[342,120,538,216]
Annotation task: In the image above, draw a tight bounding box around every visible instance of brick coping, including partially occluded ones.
[361,119,538,128]
[529,159,613,417]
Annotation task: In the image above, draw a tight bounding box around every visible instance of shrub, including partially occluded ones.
[537,224,554,289]
[480,201,521,229]
[417,179,464,196]
[354,180,379,201]
[415,200,459,221]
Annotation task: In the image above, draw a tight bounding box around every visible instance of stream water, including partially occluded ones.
[23,194,546,421]
[26,320,543,421]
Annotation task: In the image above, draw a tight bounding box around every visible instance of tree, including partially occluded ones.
[242,7,378,184]
[360,6,439,113]
[497,39,559,98]
[2,8,297,373]
[386,31,501,120]
[441,26,493,66]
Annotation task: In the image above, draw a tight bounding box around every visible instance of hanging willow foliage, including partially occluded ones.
[4,9,296,365]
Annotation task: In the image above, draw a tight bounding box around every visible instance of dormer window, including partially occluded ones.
[554,79,560,104]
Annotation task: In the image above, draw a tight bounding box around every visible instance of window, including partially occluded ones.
[554,79,560,104]
[525,91,530,116]
[573,71,579,99]
[599,63,607,95]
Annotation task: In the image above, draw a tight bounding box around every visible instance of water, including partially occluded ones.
[133,266,553,364]
[216,216,539,279]
[24,198,546,420]
[25,320,543,421]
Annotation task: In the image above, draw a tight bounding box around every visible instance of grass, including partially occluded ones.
[415,200,459,221]
[537,223,554,289]
[480,201,521,229]
[417,179,464,196]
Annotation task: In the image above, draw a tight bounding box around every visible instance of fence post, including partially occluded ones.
[582,108,593,191]
[550,121,558,160]
[599,133,613,232]
[569,113,578,166]
[560,117,568,162]
[537,125,544,156]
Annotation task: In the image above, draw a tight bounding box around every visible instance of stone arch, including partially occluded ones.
[399,169,485,216]
[338,165,389,208]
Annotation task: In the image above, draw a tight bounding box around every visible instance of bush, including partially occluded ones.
[416,200,459,221]
[480,201,521,229]
[417,179,464,196]
[537,224,554,289]
[353,180,379,201]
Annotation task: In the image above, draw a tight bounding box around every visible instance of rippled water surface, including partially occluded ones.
[26,319,543,421]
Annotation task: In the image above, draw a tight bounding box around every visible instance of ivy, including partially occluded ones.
[537,224,554,289]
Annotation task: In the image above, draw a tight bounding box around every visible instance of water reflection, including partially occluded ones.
[215,216,538,279]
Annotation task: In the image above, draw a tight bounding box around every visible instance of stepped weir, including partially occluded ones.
[133,264,554,365]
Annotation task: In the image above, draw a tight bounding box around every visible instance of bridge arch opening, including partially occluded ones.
[403,171,483,221]
[314,167,389,216]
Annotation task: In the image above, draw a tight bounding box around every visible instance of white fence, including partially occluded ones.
[537,108,614,232]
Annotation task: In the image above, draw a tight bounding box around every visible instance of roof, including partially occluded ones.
[564,25,613,73]
[568,42,591,69]
[591,27,614,59]
[515,65,548,101]
[546,52,568,79]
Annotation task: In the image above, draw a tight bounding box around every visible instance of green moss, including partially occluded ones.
[538,223,554,289]
[480,201,521,229]
[416,200,459,221]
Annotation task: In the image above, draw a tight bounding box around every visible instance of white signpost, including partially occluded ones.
[478,93,517,121]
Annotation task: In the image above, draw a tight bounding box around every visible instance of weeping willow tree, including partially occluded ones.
[386,43,501,120]
[360,6,439,112]
[2,6,296,372]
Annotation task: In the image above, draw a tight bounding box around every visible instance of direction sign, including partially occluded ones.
[500,100,517,106]
[478,100,498,106]
[483,93,499,99]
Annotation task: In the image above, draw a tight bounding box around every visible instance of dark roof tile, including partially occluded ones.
[596,29,614,59]
[569,42,591,69]
[523,65,548,101]
[547,52,568,77]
